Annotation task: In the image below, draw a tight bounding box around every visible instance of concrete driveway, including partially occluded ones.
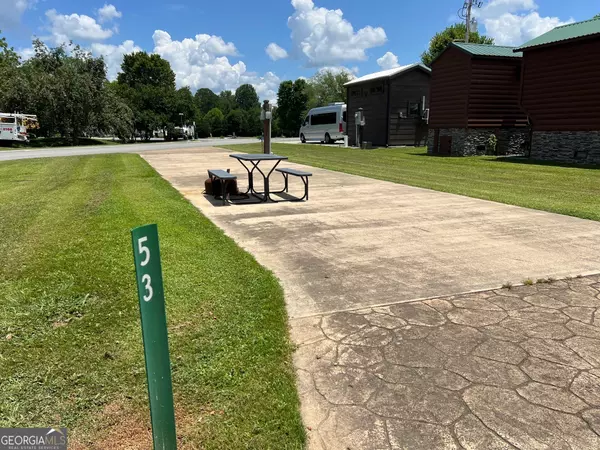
[143,147,600,319]
[142,147,600,449]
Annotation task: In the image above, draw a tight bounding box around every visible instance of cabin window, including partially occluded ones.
[369,84,384,95]
[0,117,15,124]
[350,88,361,97]
[408,102,421,118]
[303,116,309,126]
[311,112,337,126]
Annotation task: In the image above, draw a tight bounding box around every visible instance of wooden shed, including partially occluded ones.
[344,64,431,147]
[427,42,528,156]
[514,18,600,164]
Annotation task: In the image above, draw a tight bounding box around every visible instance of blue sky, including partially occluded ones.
[1,0,597,100]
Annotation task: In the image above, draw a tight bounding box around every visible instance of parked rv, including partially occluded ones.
[0,113,39,143]
[299,103,346,144]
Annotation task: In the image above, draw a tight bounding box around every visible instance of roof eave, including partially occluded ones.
[515,32,600,52]
[344,64,430,87]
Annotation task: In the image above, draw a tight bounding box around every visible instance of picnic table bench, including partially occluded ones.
[207,169,237,205]
[273,167,313,202]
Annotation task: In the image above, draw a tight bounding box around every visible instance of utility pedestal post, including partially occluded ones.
[261,100,272,154]
[355,108,365,148]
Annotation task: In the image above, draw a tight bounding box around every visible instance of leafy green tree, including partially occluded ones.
[0,30,21,110]
[116,51,176,138]
[306,70,352,109]
[241,109,261,136]
[3,39,110,142]
[235,84,260,110]
[277,79,309,137]
[0,30,18,70]
[225,109,246,136]
[595,14,600,19]
[95,81,134,141]
[218,90,236,115]
[171,86,198,127]
[194,88,219,115]
[204,107,225,136]
[117,52,175,89]
[196,115,211,138]
[421,23,494,67]
[271,107,281,137]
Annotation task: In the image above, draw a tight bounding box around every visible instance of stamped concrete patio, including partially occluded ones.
[142,147,600,449]
[291,277,600,449]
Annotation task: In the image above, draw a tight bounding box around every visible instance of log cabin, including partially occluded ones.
[427,42,528,156]
[345,63,431,147]
[514,17,600,164]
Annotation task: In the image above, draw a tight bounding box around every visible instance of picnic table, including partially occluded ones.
[230,153,288,202]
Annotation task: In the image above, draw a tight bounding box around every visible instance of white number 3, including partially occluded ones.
[142,274,153,302]
[138,236,150,266]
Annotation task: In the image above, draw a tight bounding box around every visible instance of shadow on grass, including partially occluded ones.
[6,137,120,149]
[491,156,600,170]
[406,152,600,169]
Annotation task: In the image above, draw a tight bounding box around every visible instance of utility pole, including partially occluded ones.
[465,0,473,43]
[459,0,482,43]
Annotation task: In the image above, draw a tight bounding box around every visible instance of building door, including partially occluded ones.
[439,136,452,156]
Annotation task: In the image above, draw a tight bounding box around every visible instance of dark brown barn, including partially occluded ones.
[514,18,600,164]
[427,43,528,156]
[345,64,431,147]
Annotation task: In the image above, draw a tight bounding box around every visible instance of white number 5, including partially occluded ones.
[138,236,150,266]
[142,274,153,302]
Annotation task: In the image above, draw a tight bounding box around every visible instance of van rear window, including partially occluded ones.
[311,112,337,126]
[342,111,347,123]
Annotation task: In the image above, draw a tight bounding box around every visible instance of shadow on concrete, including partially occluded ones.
[203,190,303,207]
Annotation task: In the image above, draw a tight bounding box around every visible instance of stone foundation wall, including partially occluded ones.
[427,128,528,156]
[426,129,436,154]
[530,131,600,165]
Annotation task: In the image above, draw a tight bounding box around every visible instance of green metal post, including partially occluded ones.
[131,224,177,450]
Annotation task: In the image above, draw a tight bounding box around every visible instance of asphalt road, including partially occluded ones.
[0,137,300,161]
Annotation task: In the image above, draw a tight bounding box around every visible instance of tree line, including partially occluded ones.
[0,30,354,143]
[0,34,268,142]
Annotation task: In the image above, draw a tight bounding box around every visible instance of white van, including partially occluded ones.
[299,103,346,144]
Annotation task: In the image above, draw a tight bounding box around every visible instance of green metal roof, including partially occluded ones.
[452,42,522,58]
[515,17,600,51]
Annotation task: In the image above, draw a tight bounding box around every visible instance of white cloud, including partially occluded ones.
[286,0,387,67]
[91,40,141,80]
[475,0,574,46]
[0,0,36,27]
[97,4,122,23]
[18,46,35,61]
[152,30,279,102]
[377,51,400,70]
[45,9,114,44]
[266,43,288,61]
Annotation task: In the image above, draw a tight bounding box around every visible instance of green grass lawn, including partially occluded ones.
[220,143,600,222]
[0,154,304,449]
